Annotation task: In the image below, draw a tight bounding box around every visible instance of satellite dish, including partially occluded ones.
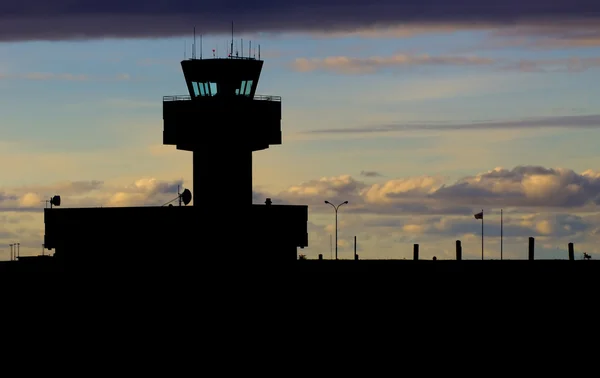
[181,189,192,206]
[50,195,61,207]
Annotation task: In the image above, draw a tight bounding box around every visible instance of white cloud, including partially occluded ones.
[272,165,600,214]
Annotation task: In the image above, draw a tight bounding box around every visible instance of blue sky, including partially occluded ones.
[3,22,600,260]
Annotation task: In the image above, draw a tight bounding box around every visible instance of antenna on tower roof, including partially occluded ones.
[258,44,261,60]
[230,21,234,59]
[193,26,196,59]
[200,34,203,59]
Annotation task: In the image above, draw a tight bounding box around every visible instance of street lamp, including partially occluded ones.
[324,200,348,260]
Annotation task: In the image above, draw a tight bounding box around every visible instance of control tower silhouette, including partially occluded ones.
[41,45,307,267]
[160,46,307,261]
[163,53,280,211]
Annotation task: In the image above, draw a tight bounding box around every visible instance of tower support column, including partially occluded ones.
[192,148,253,260]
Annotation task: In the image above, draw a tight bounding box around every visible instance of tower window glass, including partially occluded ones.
[235,80,254,96]
[192,82,218,97]
[244,80,253,95]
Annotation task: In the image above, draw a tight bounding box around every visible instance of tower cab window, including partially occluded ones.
[235,80,253,96]
[192,82,218,97]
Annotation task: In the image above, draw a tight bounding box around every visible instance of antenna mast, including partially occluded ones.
[193,26,196,59]
[200,34,203,59]
[231,21,234,59]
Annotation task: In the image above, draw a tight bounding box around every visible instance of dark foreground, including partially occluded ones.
[297,259,599,273]
[0,256,598,274]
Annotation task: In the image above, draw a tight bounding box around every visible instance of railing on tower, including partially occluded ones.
[163,95,281,102]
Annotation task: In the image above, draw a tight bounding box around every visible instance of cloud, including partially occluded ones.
[292,53,600,74]
[308,23,495,39]
[481,21,600,50]
[254,165,600,259]
[360,171,383,178]
[0,72,131,82]
[303,114,600,134]
[292,54,494,74]
[264,166,600,216]
[0,177,186,212]
[2,1,600,42]
[499,57,600,73]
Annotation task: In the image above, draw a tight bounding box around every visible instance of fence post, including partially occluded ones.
[413,244,419,260]
[568,243,574,260]
[528,237,535,260]
[456,240,462,260]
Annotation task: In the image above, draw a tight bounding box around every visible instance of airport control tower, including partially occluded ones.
[42,43,307,266]
[161,45,307,259]
[162,53,281,210]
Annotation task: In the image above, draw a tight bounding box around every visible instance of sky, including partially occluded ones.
[3,0,600,260]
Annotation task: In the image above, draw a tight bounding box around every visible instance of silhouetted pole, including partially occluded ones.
[500,209,503,260]
[9,244,13,261]
[354,236,357,260]
[413,244,419,260]
[528,237,535,260]
[456,240,462,260]
[568,243,574,260]
[324,200,348,260]
[481,209,484,260]
[474,210,484,259]
[335,209,338,260]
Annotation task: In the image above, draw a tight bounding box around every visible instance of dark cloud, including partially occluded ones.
[2,1,600,42]
[305,114,600,134]
[481,21,600,50]
[0,192,18,202]
[360,171,383,177]
[0,231,17,239]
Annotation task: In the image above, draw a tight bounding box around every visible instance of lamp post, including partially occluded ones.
[324,200,348,260]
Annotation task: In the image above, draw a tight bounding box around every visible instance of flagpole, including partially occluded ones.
[481,209,484,260]
[500,209,503,260]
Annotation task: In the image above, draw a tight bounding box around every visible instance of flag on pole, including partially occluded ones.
[474,211,483,220]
